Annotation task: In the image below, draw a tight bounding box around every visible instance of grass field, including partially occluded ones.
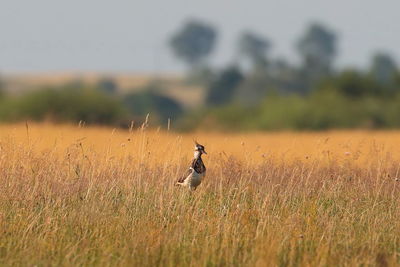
[0,123,400,266]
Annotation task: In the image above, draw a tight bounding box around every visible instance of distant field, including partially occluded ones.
[3,72,176,90]
[0,123,399,266]
[2,72,205,108]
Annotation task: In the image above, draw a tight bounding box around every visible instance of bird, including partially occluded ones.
[176,141,207,190]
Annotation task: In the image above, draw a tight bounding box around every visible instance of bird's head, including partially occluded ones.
[194,141,207,156]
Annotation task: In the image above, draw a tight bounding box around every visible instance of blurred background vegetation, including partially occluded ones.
[1,20,399,131]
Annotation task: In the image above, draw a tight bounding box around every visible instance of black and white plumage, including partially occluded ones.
[176,142,207,190]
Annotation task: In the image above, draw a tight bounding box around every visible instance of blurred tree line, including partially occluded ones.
[0,81,183,127]
[0,19,399,131]
[169,19,400,130]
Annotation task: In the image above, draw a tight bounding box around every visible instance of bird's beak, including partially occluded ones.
[202,150,207,155]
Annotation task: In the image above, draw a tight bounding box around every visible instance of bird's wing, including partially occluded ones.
[177,168,193,183]
[177,159,196,183]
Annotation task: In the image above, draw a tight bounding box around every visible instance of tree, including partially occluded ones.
[97,78,118,95]
[370,52,398,85]
[318,70,381,98]
[0,75,4,100]
[169,19,217,68]
[297,23,337,76]
[235,71,271,105]
[206,66,244,106]
[238,31,271,69]
[123,88,183,122]
[0,85,127,124]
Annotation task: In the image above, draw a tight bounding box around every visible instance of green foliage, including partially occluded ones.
[0,84,184,127]
[235,70,273,105]
[169,19,217,66]
[0,77,4,100]
[318,70,384,97]
[123,90,183,123]
[206,66,244,106]
[370,52,398,85]
[238,31,271,69]
[190,90,400,131]
[297,22,337,72]
[0,86,127,124]
[97,78,118,95]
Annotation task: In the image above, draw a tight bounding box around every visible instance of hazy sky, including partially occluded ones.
[0,0,399,73]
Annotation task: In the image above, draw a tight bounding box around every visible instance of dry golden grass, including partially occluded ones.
[0,123,400,266]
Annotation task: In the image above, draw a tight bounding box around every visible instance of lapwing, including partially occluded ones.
[176,141,207,190]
